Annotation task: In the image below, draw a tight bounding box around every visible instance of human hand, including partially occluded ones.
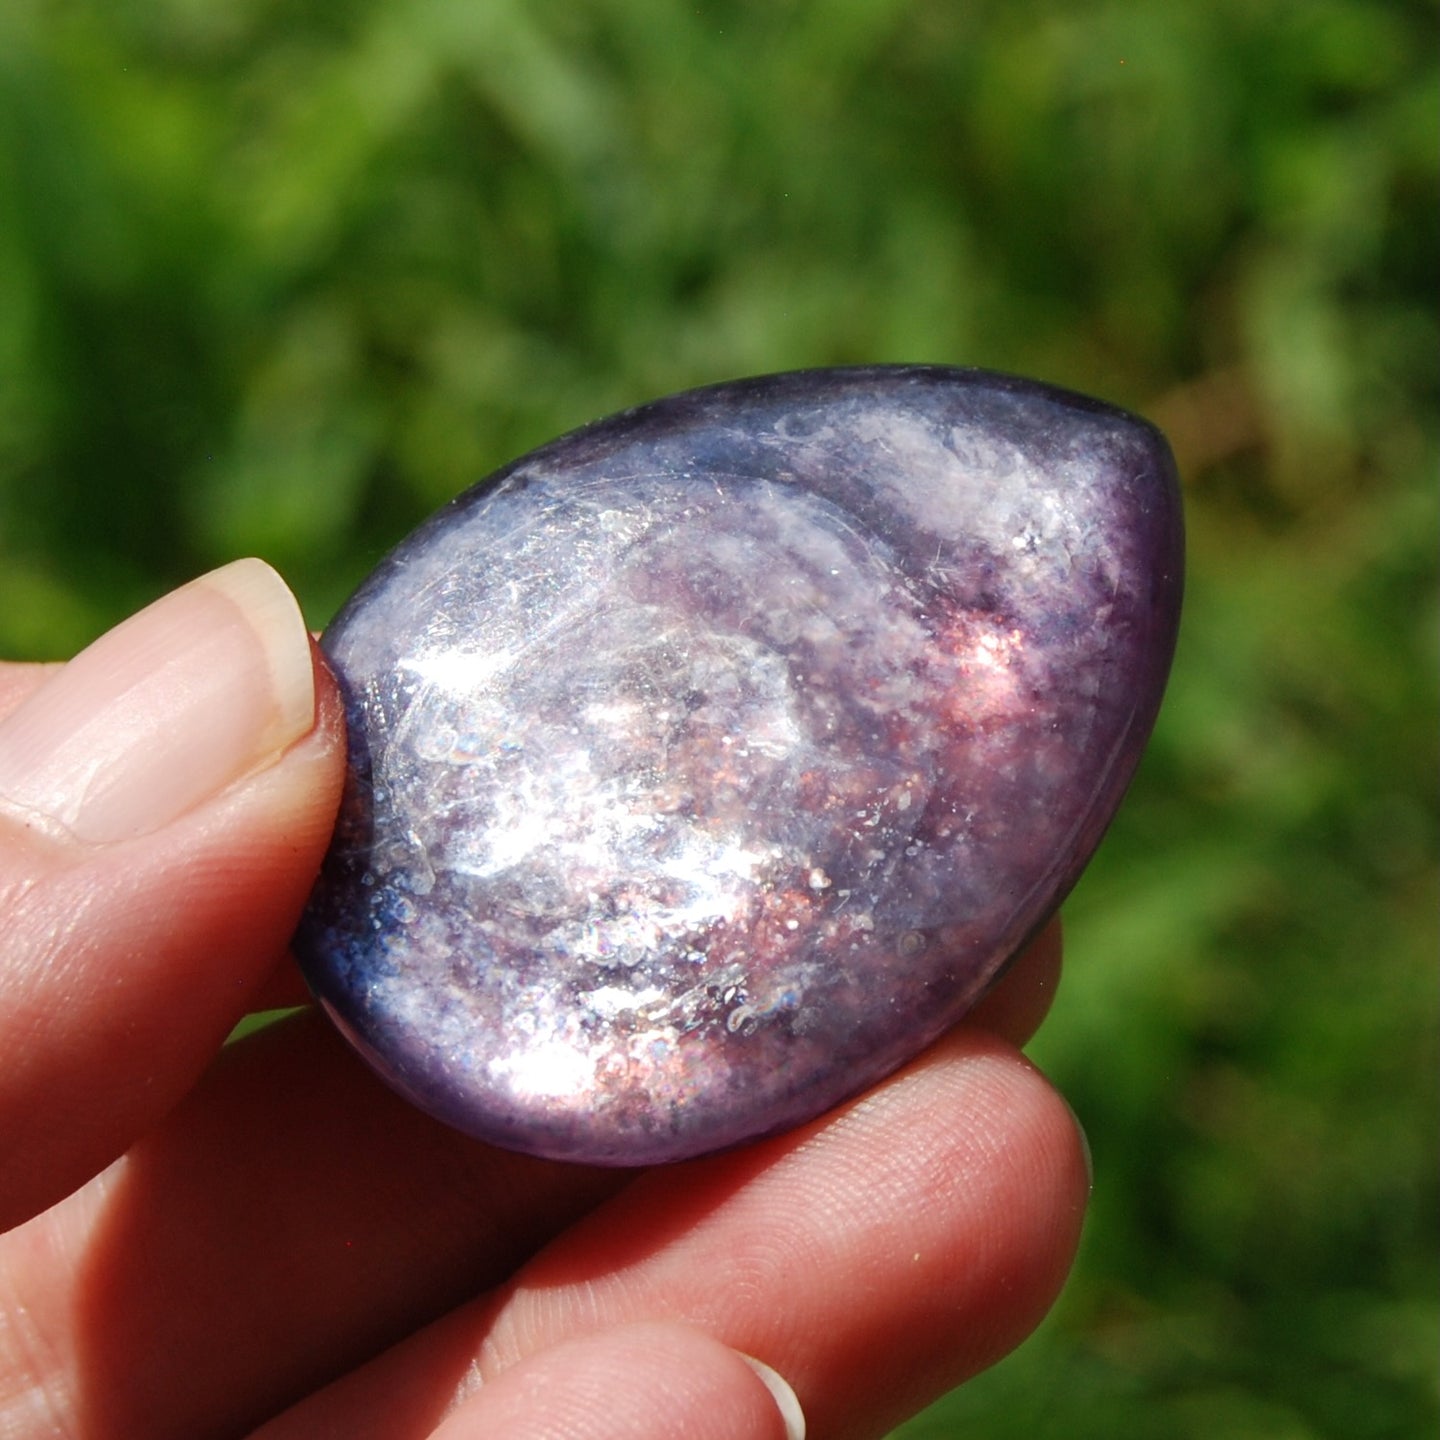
[0,561,1089,1440]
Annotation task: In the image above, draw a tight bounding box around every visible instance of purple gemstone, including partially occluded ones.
[295,366,1182,1165]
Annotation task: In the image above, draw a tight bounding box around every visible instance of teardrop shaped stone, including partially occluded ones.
[295,366,1183,1165]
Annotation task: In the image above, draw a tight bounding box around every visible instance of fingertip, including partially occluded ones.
[965,916,1064,1047]
[428,1323,803,1440]
[0,566,348,1230]
[0,559,320,848]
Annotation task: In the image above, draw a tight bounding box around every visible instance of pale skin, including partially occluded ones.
[0,570,1089,1440]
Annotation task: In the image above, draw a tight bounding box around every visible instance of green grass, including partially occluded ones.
[1,2,1435,1435]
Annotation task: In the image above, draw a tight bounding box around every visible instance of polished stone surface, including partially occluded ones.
[295,366,1183,1164]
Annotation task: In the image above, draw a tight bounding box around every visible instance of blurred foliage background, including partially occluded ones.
[1,1,1435,1435]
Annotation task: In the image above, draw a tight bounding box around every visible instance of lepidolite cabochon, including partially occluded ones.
[294,366,1183,1165]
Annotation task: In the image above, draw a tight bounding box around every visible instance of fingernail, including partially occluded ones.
[0,559,315,845]
[736,1353,806,1440]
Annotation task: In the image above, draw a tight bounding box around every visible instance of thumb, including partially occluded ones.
[0,560,345,1232]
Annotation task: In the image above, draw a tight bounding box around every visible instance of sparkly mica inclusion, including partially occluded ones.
[295,366,1183,1164]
